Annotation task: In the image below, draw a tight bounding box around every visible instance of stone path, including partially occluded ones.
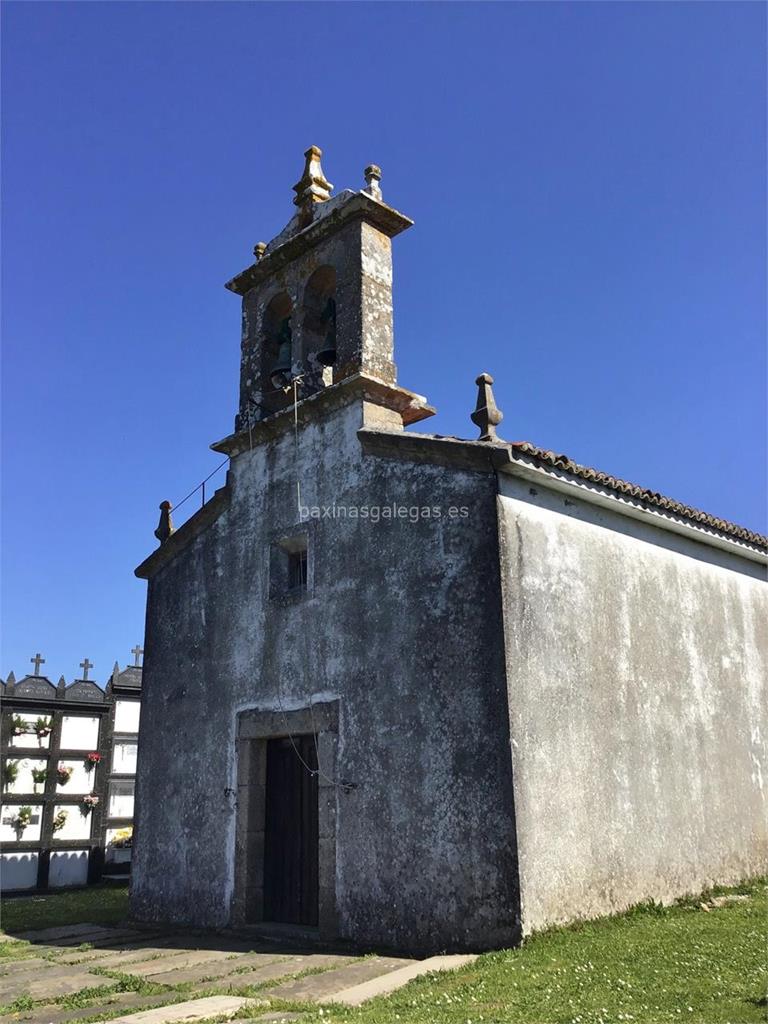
[0,922,476,1023]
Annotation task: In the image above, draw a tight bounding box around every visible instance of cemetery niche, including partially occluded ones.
[0,649,143,892]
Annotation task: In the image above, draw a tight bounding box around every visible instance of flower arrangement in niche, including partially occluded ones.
[10,715,27,737]
[84,752,101,770]
[112,826,133,849]
[56,763,73,785]
[3,760,20,790]
[31,766,48,792]
[15,805,33,832]
[82,794,99,813]
[52,809,68,833]
[34,717,52,744]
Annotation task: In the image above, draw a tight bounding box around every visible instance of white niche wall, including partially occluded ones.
[60,716,100,751]
[49,850,89,887]
[9,713,51,750]
[55,759,94,795]
[52,804,93,841]
[112,740,138,774]
[1,852,39,889]
[108,780,135,818]
[114,700,140,734]
[3,758,48,795]
[0,804,43,843]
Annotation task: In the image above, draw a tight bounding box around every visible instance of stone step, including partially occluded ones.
[91,936,263,971]
[14,923,103,943]
[264,956,413,1002]
[65,938,215,970]
[196,954,351,994]
[0,992,187,1024]
[91,994,254,1024]
[121,949,240,978]
[318,953,478,1006]
[51,927,148,948]
[55,935,183,965]
[0,958,50,976]
[146,952,288,987]
[0,964,118,1003]
[15,926,144,950]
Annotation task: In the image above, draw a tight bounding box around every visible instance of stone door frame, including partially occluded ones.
[231,700,339,938]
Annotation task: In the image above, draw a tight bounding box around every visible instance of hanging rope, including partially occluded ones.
[272,374,353,791]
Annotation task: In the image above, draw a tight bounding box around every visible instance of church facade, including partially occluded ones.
[131,148,767,952]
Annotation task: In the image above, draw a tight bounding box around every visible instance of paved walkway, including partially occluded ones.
[0,923,475,1024]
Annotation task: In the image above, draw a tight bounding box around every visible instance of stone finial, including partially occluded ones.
[471,372,504,442]
[363,164,382,201]
[57,675,66,696]
[292,146,333,208]
[6,670,15,689]
[253,242,267,261]
[154,500,175,543]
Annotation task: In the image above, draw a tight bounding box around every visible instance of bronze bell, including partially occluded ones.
[316,337,337,367]
[316,297,337,367]
[270,318,293,389]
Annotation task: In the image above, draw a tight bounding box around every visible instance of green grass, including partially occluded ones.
[0,880,764,1024]
[0,883,129,934]
[292,879,767,1024]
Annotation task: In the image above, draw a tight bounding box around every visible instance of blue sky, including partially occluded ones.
[2,1,765,684]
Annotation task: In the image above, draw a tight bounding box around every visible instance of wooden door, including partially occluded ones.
[263,735,319,926]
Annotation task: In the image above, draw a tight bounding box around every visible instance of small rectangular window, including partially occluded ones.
[270,532,310,600]
[288,548,308,590]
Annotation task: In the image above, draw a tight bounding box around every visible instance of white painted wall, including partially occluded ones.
[60,716,100,750]
[1,852,39,890]
[49,850,89,887]
[498,481,768,932]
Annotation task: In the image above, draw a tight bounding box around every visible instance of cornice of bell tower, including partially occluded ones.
[224,146,431,438]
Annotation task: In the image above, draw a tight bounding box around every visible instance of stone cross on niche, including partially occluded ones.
[30,652,46,676]
[79,658,93,681]
[131,645,144,667]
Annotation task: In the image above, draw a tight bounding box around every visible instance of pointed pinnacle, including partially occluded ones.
[471,372,504,442]
[154,500,175,544]
[363,164,382,201]
[292,145,333,207]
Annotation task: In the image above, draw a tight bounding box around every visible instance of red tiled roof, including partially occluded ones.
[509,441,767,552]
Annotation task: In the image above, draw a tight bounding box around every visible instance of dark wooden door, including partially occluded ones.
[263,735,319,926]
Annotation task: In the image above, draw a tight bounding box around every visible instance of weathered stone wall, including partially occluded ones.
[239,216,397,425]
[497,474,768,934]
[131,399,520,952]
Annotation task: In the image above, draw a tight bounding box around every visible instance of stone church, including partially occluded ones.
[131,147,767,952]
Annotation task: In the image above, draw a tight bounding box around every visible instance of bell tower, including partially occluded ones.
[225,147,430,432]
